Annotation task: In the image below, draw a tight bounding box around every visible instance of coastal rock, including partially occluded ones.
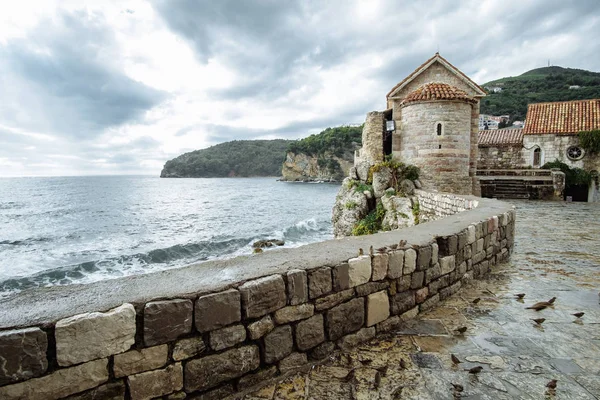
[0,327,48,385]
[281,151,354,182]
[372,167,392,198]
[55,304,136,367]
[332,177,370,237]
[381,195,416,230]
[252,239,285,248]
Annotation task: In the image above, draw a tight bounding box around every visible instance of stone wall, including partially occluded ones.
[414,190,479,222]
[478,145,526,169]
[0,197,515,400]
[522,134,581,168]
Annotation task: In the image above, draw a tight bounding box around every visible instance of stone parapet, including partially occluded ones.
[0,194,515,400]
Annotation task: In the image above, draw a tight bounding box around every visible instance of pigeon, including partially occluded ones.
[358,248,364,256]
[472,297,481,304]
[451,354,461,364]
[572,312,585,318]
[467,366,483,374]
[455,326,468,334]
[532,318,546,325]
[546,379,557,389]
[515,293,526,299]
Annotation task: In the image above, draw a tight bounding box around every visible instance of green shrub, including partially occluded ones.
[541,159,592,188]
[352,202,385,236]
[579,130,600,154]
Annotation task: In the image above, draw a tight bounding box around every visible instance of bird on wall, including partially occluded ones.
[546,379,557,389]
[514,293,526,299]
[572,312,584,318]
[467,366,483,374]
[526,298,555,311]
[472,297,481,304]
[451,354,462,364]
[455,326,468,334]
[532,318,545,325]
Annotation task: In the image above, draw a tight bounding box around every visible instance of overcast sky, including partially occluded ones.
[1,0,599,177]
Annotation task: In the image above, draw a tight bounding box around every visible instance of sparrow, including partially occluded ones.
[253,248,263,254]
[455,326,468,334]
[399,239,407,247]
[526,301,551,311]
[376,246,387,253]
[358,248,364,256]
[343,368,356,382]
[546,379,557,389]
[369,245,374,256]
[374,371,381,389]
[451,383,464,392]
[389,244,398,250]
[399,358,407,370]
[451,354,461,364]
[572,312,584,318]
[532,318,546,325]
[472,297,481,304]
[547,297,557,304]
[515,293,526,299]
[376,365,389,377]
[467,366,483,374]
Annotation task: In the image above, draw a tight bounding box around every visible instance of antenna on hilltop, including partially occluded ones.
[548,59,550,67]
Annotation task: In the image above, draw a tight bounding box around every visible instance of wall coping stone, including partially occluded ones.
[0,194,513,329]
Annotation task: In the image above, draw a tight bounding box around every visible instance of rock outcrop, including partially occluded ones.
[281,151,354,182]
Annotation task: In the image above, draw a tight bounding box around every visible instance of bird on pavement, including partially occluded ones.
[467,366,483,374]
[532,318,546,325]
[514,293,526,299]
[572,312,585,318]
[547,297,557,304]
[451,354,461,365]
[526,299,555,311]
[455,326,468,334]
[472,297,481,304]
[546,379,557,389]
[451,383,464,392]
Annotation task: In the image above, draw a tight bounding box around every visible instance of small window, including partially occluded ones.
[566,146,584,161]
[436,123,442,136]
[533,147,541,167]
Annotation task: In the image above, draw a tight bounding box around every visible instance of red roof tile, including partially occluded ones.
[402,83,475,104]
[387,53,486,98]
[478,129,523,146]
[523,99,600,135]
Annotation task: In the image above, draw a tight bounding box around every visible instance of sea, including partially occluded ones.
[0,176,340,299]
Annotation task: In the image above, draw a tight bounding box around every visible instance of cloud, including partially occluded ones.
[0,9,165,138]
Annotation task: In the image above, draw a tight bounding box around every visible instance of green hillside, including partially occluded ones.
[160,139,292,178]
[480,66,600,121]
[287,125,363,157]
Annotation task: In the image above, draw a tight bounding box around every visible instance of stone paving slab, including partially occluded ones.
[238,201,600,400]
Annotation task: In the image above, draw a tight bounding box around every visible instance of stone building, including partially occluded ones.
[355,53,486,195]
[476,99,600,202]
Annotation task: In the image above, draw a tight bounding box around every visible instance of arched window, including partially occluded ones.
[533,147,541,167]
[436,123,442,136]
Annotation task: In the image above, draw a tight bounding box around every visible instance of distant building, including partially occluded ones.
[569,85,581,90]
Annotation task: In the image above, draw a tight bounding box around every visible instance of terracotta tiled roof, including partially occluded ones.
[523,99,600,135]
[478,128,523,147]
[387,53,486,98]
[401,83,475,104]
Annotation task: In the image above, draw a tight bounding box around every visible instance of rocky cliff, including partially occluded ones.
[281,151,355,182]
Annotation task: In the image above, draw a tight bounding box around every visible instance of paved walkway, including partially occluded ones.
[241,201,600,399]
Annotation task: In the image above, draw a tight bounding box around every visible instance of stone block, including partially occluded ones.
[375,316,402,333]
[425,263,441,284]
[189,385,234,400]
[391,291,415,315]
[396,275,411,291]
[274,304,314,324]
[439,282,461,300]
[184,346,260,392]
[295,314,325,351]
[308,342,336,361]
[195,289,241,333]
[286,269,308,305]
[247,315,275,340]
[457,230,468,251]
[0,358,108,400]
[239,275,287,319]
[410,271,424,289]
[355,281,389,297]
[336,327,375,351]
[172,337,206,361]
[114,344,168,378]
[388,250,404,278]
[209,324,246,351]
[66,381,125,400]
[419,294,440,312]
[314,289,354,311]
[308,267,332,298]
[428,279,441,295]
[366,291,389,327]
[347,255,371,287]
[333,263,350,291]
[416,245,432,271]
[439,256,456,275]
[263,325,293,364]
[437,235,457,256]
[467,225,476,244]
[55,304,136,367]
[237,366,277,390]
[326,298,365,341]
[457,261,467,277]
[431,243,439,265]
[128,363,182,400]
[371,253,389,281]
[400,306,419,321]
[144,299,192,346]
[278,352,308,374]
[0,327,47,385]
[403,248,417,275]
[165,391,187,400]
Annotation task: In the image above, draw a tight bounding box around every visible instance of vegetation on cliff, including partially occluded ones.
[480,66,600,121]
[286,125,363,157]
[160,139,292,178]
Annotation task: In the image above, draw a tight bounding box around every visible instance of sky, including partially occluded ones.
[0,0,599,177]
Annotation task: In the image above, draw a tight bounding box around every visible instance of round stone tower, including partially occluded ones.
[398,83,476,194]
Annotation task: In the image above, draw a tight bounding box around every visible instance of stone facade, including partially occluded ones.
[0,197,515,400]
